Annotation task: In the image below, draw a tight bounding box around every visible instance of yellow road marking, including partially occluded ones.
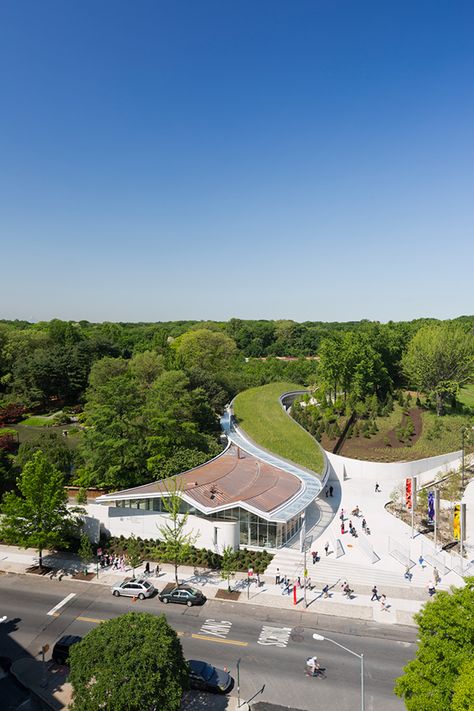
[73,619,245,646]
[76,616,105,624]
[191,633,247,647]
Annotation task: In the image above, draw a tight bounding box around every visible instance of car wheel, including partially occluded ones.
[186,600,193,607]
[162,597,169,603]
[138,593,145,600]
[113,590,120,597]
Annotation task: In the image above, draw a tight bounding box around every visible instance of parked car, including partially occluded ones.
[159,584,206,607]
[188,659,233,694]
[112,579,155,599]
[52,635,82,665]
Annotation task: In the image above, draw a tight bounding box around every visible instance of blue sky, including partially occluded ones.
[1,1,473,323]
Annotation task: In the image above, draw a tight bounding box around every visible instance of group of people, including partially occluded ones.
[99,552,125,570]
[339,507,369,537]
[370,585,388,610]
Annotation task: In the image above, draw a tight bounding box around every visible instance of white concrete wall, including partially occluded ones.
[462,480,474,547]
[86,503,240,553]
[326,449,462,485]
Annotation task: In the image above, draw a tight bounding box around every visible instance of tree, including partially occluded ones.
[125,534,142,578]
[0,451,75,568]
[69,611,188,711]
[78,534,94,574]
[451,659,474,711]
[402,323,474,416]
[171,328,237,374]
[221,545,236,592]
[394,577,474,710]
[15,431,74,477]
[157,478,198,585]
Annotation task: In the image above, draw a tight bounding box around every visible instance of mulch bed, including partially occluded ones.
[215,589,241,601]
[25,565,53,575]
[72,571,95,581]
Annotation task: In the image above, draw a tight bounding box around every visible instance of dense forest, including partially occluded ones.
[0,316,473,491]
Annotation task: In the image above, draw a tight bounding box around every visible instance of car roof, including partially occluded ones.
[188,660,213,674]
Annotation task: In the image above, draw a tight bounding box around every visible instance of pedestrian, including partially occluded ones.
[275,568,281,585]
[145,561,150,575]
[404,565,412,581]
[371,585,379,601]
[343,582,352,598]
[322,584,330,598]
[349,519,353,530]
[155,563,160,576]
[256,572,261,587]
[312,550,318,564]
[380,594,387,611]
[340,508,344,521]
[341,521,345,534]
[419,554,425,568]
[324,541,330,556]
[428,581,436,596]
[433,567,441,585]
[306,576,312,590]
[329,485,334,497]
[375,482,380,492]
[361,518,367,530]
[297,576,301,588]
[325,487,329,498]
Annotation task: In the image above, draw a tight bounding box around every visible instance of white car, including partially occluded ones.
[112,579,155,600]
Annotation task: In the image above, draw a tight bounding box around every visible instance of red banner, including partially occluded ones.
[406,478,412,510]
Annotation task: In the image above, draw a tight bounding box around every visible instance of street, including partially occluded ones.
[0,573,415,710]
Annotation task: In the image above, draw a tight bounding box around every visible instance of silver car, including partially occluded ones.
[112,579,155,600]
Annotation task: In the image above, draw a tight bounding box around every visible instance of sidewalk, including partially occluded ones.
[0,543,429,627]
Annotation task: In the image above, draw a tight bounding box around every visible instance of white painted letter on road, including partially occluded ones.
[258,626,292,648]
[199,619,232,639]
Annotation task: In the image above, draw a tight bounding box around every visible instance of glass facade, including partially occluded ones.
[113,497,303,549]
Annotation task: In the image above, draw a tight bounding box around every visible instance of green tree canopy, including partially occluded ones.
[69,612,188,711]
[395,577,474,710]
[171,328,237,374]
[15,431,74,477]
[402,323,474,415]
[0,450,75,568]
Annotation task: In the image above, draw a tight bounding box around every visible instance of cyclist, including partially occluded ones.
[306,656,320,676]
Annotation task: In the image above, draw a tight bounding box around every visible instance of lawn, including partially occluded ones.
[233,382,325,475]
[20,411,62,426]
[459,383,474,409]
[325,403,474,463]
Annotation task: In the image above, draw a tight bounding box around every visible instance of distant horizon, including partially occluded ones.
[1,312,472,326]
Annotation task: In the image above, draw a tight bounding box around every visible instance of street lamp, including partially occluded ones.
[313,633,364,711]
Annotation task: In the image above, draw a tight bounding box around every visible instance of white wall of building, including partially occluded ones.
[326,449,462,485]
[86,503,240,553]
[462,480,474,548]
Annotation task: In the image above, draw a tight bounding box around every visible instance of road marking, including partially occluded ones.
[77,616,105,624]
[257,625,292,648]
[47,593,76,617]
[199,619,232,638]
[192,633,247,647]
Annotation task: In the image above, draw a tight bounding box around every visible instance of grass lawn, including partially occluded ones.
[20,411,63,426]
[459,383,474,409]
[333,403,473,462]
[233,382,324,475]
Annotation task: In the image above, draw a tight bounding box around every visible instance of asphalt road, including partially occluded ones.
[0,573,417,710]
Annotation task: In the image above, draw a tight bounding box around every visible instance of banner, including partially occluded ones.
[453,504,461,541]
[428,492,435,522]
[406,478,412,510]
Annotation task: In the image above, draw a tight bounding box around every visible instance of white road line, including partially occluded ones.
[46,593,76,616]
[257,625,292,648]
[199,619,232,639]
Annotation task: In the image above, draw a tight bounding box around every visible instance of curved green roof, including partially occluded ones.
[233,382,324,476]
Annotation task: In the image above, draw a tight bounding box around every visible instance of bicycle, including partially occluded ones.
[304,665,327,679]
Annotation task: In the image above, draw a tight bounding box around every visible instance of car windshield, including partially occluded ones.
[143,582,151,589]
[200,663,215,681]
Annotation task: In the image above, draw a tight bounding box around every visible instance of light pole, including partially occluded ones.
[313,633,364,711]
[301,512,307,608]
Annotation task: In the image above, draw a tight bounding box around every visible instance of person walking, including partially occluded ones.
[324,541,330,556]
[433,567,441,585]
[325,487,329,498]
[145,561,150,576]
[341,521,345,534]
[371,585,379,601]
[275,568,281,585]
[155,563,160,577]
[380,594,387,611]
[419,554,425,568]
[375,482,381,493]
[428,581,436,596]
[329,485,334,497]
[340,508,345,521]
[312,550,318,564]
[361,518,367,531]
[404,565,412,581]
[322,584,330,598]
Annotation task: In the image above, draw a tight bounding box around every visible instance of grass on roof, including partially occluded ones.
[233,382,324,476]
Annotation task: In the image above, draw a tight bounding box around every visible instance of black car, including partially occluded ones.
[52,635,82,665]
[188,659,233,694]
[159,584,206,607]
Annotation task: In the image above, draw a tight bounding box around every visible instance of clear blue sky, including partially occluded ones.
[1,1,473,323]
